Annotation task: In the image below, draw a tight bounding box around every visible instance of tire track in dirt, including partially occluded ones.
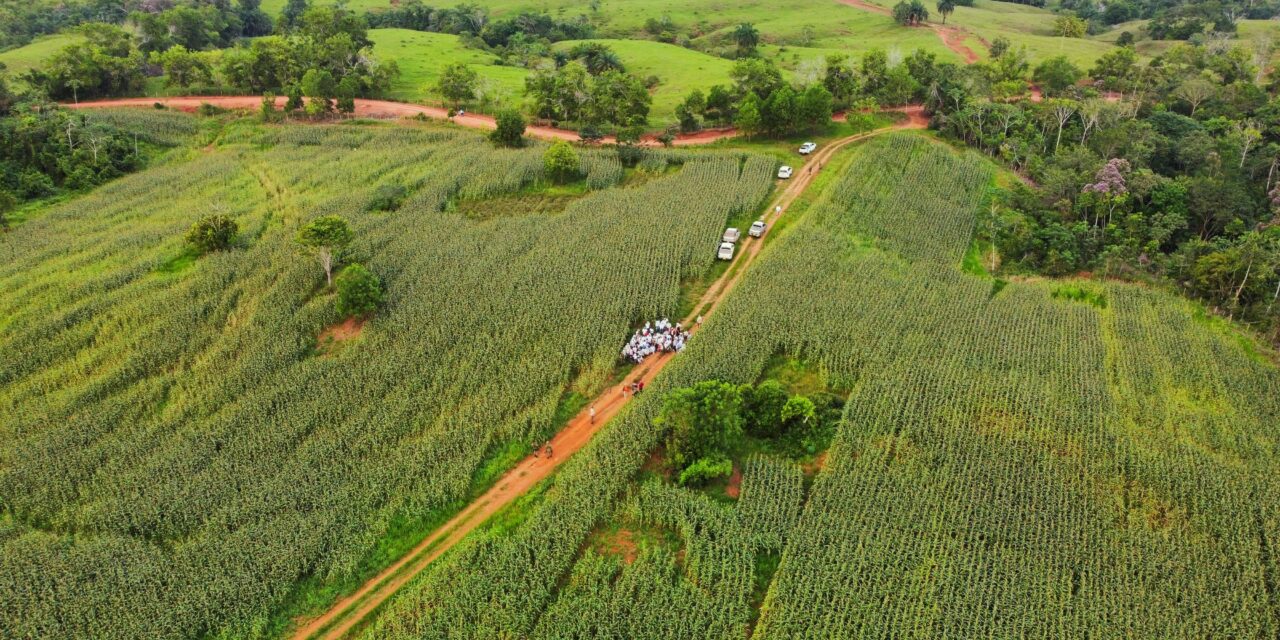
[287,119,925,640]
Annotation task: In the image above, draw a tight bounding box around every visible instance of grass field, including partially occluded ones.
[370,29,531,107]
[0,33,83,76]
[552,39,738,122]
[364,132,1280,639]
[0,113,781,638]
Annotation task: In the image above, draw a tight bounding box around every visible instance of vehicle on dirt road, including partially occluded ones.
[778,165,793,179]
[749,220,766,237]
[723,228,741,243]
[717,242,735,260]
[799,142,817,154]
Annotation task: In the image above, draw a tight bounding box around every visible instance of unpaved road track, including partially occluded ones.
[68,96,738,146]
[288,116,926,640]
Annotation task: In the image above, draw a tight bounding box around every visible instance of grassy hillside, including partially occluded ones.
[364,132,1280,639]
[553,39,738,122]
[0,114,779,638]
[0,32,83,76]
[370,29,530,106]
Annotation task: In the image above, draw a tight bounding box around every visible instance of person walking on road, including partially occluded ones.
[589,405,596,424]
[545,443,553,458]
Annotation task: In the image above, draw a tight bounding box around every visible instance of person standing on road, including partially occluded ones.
[589,405,596,424]
[545,443,553,458]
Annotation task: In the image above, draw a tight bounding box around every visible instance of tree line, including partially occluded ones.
[918,37,1280,341]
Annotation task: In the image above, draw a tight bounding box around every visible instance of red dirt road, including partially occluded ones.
[287,120,922,640]
[67,96,739,146]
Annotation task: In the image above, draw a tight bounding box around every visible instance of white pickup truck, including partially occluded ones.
[749,220,766,237]
[717,242,735,260]
[722,228,741,243]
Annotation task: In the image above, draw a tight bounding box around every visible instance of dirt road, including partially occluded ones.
[67,96,738,146]
[287,119,923,640]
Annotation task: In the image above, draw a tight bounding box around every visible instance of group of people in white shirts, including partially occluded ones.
[621,317,691,364]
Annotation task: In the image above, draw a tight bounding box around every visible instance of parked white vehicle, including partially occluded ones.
[799,142,817,154]
[717,242,736,260]
[777,165,793,179]
[723,227,741,243]
[749,220,766,237]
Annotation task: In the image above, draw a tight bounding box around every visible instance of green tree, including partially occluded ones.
[281,0,309,30]
[0,189,16,231]
[655,380,744,472]
[437,63,478,108]
[1054,14,1087,38]
[730,57,784,99]
[297,214,353,286]
[336,76,358,115]
[544,140,581,183]
[285,84,304,111]
[989,36,1010,58]
[301,67,335,111]
[490,107,526,147]
[157,45,213,89]
[1032,55,1083,96]
[261,92,278,121]
[186,214,238,253]
[741,380,789,437]
[733,23,760,55]
[735,92,763,138]
[335,263,384,318]
[937,0,955,24]
[798,83,834,129]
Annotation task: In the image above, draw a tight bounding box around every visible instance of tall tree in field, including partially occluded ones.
[544,140,580,183]
[490,108,526,147]
[297,215,353,286]
[937,0,955,23]
[437,63,478,108]
[1032,56,1082,96]
[335,263,384,318]
[733,23,759,56]
[186,214,238,253]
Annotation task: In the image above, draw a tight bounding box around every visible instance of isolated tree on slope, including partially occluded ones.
[437,63,478,109]
[491,108,526,147]
[298,215,352,286]
[937,0,955,24]
[733,23,760,56]
[187,214,238,253]
[544,140,581,183]
[336,263,383,317]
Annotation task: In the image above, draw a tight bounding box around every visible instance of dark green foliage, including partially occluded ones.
[0,103,141,206]
[297,214,353,285]
[437,63,478,107]
[741,380,788,437]
[543,141,581,183]
[185,214,238,253]
[490,108,526,147]
[732,23,759,55]
[368,184,408,212]
[676,455,733,487]
[335,263,384,318]
[655,380,744,472]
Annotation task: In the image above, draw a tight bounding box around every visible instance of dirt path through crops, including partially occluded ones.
[833,0,985,63]
[286,119,923,640]
[70,97,936,146]
[67,96,736,146]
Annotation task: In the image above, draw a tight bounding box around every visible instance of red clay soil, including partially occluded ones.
[834,0,985,63]
[286,119,922,640]
[317,317,364,346]
[725,464,743,499]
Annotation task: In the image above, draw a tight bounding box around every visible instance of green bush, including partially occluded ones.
[335,263,384,318]
[185,214,238,253]
[676,455,733,487]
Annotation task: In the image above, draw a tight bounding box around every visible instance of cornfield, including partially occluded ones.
[0,121,777,639]
[363,133,1280,639]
